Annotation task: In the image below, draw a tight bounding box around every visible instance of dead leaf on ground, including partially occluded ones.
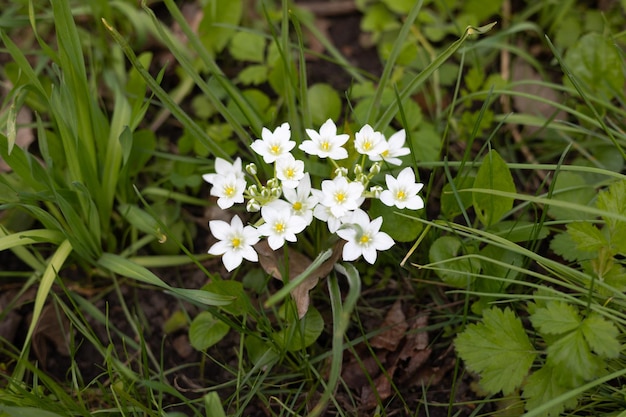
[370,299,408,351]
[31,303,72,367]
[256,239,344,318]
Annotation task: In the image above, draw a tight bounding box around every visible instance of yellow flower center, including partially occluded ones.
[284,167,295,178]
[292,201,302,211]
[362,140,372,151]
[334,192,346,203]
[231,237,241,248]
[223,185,235,197]
[320,140,330,151]
[274,222,285,234]
[381,149,389,157]
[270,144,281,155]
[396,190,406,201]
[359,234,371,245]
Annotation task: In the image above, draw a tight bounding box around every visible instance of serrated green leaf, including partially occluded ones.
[597,180,626,254]
[429,236,480,287]
[601,262,626,293]
[189,311,230,351]
[473,150,516,227]
[411,123,441,163]
[581,313,620,358]
[522,364,580,417]
[547,172,596,221]
[455,307,536,395]
[530,301,581,335]
[566,221,607,253]
[549,231,590,262]
[547,328,604,385]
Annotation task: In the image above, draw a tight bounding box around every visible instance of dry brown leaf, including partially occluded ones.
[256,240,344,318]
[31,303,71,367]
[398,314,431,381]
[370,300,408,351]
[360,364,397,410]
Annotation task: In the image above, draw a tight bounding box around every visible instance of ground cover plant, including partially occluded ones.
[0,0,625,416]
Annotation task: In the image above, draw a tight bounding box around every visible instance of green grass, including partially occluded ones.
[1,0,626,416]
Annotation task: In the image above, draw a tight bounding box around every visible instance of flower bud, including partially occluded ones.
[266,177,279,189]
[334,166,348,177]
[245,163,257,175]
[370,185,383,198]
[246,199,260,212]
[271,187,282,199]
[353,164,363,176]
[247,184,259,197]
[369,162,381,175]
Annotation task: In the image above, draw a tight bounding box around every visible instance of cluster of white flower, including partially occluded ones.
[203,119,424,272]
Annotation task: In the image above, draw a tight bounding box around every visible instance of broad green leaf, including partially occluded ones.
[488,220,549,243]
[203,280,251,316]
[382,0,415,14]
[0,405,67,417]
[245,335,279,368]
[228,31,265,63]
[567,222,607,253]
[563,33,625,101]
[411,123,441,162]
[237,64,268,85]
[368,199,423,242]
[473,150,516,227]
[546,328,605,386]
[455,307,536,395]
[360,3,400,34]
[203,392,227,417]
[522,364,580,417]
[549,231,590,263]
[275,306,324,351]
[547,172,596,221]
[530,301,580,335]
[118,203,160,237]
[429,235,480,287]
[198,0,243,54]
[476,245,523,292]
[189,311,230,351]
[441,174,475,218]
[600,262,626,293]
[581,313,620,358]
[307,83,341,126]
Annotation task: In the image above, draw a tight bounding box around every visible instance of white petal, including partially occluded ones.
[241,246,259,263]
[342,241,362,261]
[209,220,230,240]
[208,240,229,256]
[222,251,243,272]
[379,190,395,207]
[374,232,395,251]
[362,246,378,264]
[267,235,285,250]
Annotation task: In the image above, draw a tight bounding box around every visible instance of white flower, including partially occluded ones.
[250,122,295,164]
[208,215,260,271]
[280,173,318,225]
[379,167,424,210]
[202,157,244,184]
[354,124,386,158]
[210,173,246,209]
[275,154,305,189]
[370,129,410,166]
[257,205,308,250]
[336,209,394,264]
[300,119,349,160]
[312,201,344,233]
[319,176,365,218]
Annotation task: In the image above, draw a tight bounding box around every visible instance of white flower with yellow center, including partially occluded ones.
[202,157,244,185]
[379,167,424,210]
[210,173,246,209]
[300,119,349,160]
[336,209,394,264]
[208,215,260,271]
[354,124,386,158]
[319,175,365,218]
[275,154,305,189]
[272,173,318,225]
[250,122,295,164]
[257,206,307,250]
[370,129,410,166]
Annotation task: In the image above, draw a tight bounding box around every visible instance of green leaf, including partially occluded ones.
[203,392,227,417]
[473,150,516,227]
[581,313,620,358]
[546,328,605,385]
[97,253,233,306]
[307,83,341,126]
[563,32,625,101]
[522,364,580,417]
[237,64,268,85]
[530,301,580,335]
[549,231,590,262]
[410,123,441,162]
[275,306,324,351]
[228,31,265,63]
[455,307,536,395]
[547,172,596,221]
[368,199,423,242]
[566,222,607,253]
[198,0,243,54]
[476,245,523,292]
[441,174,475,218]
[189,311,230,351]
[202,280,251,316]
[429,235,480,287]
[0,405,68,417]
[597,180,626,254]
